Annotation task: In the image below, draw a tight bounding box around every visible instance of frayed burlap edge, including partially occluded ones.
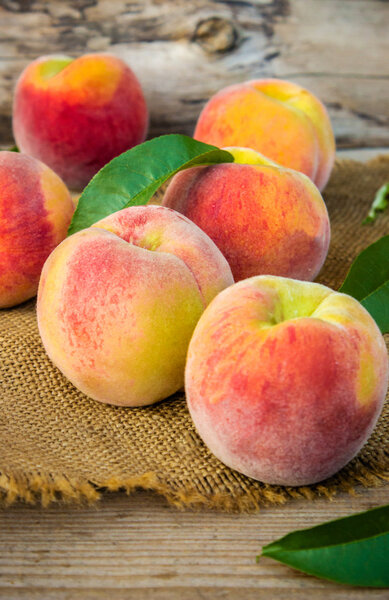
[1,458,388,511]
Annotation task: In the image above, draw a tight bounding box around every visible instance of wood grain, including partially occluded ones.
[0,0,388,148]
[1,486,388,599]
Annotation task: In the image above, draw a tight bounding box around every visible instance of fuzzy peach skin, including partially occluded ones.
[163,147,330,282]
[185,276,388,486]
[0,151,74,308]
[13,53,148,190]
[194,79,335,191]
[37,205,233,407]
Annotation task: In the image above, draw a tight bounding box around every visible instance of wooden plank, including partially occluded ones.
[0,0,388,148]
[0,485,388,598]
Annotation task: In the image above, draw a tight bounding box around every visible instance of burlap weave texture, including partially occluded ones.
[1,156,388,509]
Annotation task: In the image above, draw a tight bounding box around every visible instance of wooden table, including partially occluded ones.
[1,1,388,597]
[1,486,388,599]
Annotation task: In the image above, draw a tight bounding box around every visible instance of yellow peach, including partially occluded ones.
[0,151,74,308]
[186,276,388,486]
[194,79,335,190]
[13,53,148,189]
[163,147,330,282]
[37,205,233,407]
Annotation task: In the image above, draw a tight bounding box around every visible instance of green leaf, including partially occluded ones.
[339,235,389,334]
[363,183,389,225]
[260,504,389,588]
[8,145,19,152]
[68,134,233,235]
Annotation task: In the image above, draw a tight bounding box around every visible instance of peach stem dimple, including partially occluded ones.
[39,57,73,81]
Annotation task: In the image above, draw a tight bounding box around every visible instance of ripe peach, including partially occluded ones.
[194,79,335,191]
[163,147,330,282]
[0,151,74,308]
[185,276,388,486]
[37,205,233,407]
[13,53,148,190]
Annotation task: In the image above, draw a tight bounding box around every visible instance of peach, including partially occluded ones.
[194,79,335,191]
[13,53,148,190]
[0,151,74,308]
[185,276,388,486]
[163,147,330,282]
[37,205,233,407]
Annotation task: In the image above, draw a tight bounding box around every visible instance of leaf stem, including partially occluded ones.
[362,182,389,225]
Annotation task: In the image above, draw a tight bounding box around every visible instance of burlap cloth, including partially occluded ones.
[1,155,389,509]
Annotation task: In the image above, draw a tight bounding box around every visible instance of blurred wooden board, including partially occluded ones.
[0,0,388,148]
[0,486,388,599]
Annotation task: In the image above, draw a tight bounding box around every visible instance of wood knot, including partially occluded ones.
[193,17,240,54]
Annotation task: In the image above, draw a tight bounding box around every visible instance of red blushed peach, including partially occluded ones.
[37,205,233,407]
[185,276,388,486]
[0,151,74,308]
[163,147,330,282]
[194,79,335,191]
[13,53,148,190]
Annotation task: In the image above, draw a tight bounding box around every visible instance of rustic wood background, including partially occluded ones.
[1,486,389,599]
[0,0,388,148]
